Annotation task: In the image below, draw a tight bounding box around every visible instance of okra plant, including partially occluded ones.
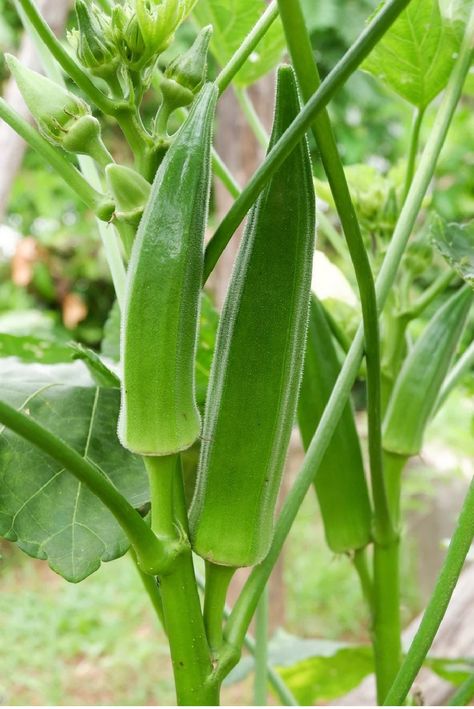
[0,0,473,705]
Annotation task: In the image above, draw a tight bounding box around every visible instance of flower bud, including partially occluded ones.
[72,0,119,79]
[7,54,89,144]
[110,3,148,71]
[136,0,197,59]
[165,25,212,93]
[105,164,151,226]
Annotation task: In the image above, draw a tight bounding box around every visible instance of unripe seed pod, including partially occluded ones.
[118,83,218,456]
[298,294,372,553]
[6,54,89,144]
[189,66,315,568]
[165,26,212,93]
[383,285,472,457]
[105,164,151,227]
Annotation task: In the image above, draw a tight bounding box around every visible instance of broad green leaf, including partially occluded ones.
[431,215,474,290]
[0,333,72,364]
[0,360,148,582]
[70,343,120,388]
[225,630,374,702]
[193,0,286,86]
[362,0,464,108]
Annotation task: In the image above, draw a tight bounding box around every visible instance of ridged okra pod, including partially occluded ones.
[119,83,218,456]
[383,284,472,458]
[189,66,315,568]
[382,285,472,519]
[298,294,372,553]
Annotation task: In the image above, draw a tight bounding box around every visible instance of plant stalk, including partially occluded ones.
[384,478,474,705]
[203,562,236,653]
[216,1,279,94]
[254,585,269,705]
[403,107,425,202]
[234,87,269,149]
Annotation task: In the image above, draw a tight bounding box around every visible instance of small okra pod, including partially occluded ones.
[383,284,472,458]
[189,66,315,568]
[298,294,372,553]
[118,83,218,456]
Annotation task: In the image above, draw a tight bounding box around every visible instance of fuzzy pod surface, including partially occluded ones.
[189,66,315,568]
[298,294,372,553]
[119,82,218,456]
[383,285,472,457]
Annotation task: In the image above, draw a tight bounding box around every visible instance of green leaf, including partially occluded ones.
[362,0,464,108]
[277,645,374,704]
[430,215,474,290]
[193,0,286,86]
[225,630,374,702]
[70,343,120,388]
[0,333,72,364]
[0,360,148,582]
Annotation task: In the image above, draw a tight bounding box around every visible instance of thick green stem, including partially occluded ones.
[160,553,219,705]
[158,463,217,705]
[449,673,474,706]
[203,562,236,653]
[0,398,169,575]
[216,1,279,94]
[278,0,391,544]
[222,19,473,657]
[234,87,269,149]
[373,539,402,703]
[0,98,107,212]
[384,478,474,705]
[403,107,425,202]
[204,0,412,281]
[354,548,374,614]
[254,585,269,706]
[145,455,182,545]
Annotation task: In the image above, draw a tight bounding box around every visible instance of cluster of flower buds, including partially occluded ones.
[68,0,198,77]
[6,54,109,160]
[68,1,119,80]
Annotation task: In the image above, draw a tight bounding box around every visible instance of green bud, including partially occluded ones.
[72,0,119,79]
[6,54,90,145]
[105,164,151,226]
[110,3,148,71]
[159,77,194,111]
[136,0,197,59]
[165,25,212,93]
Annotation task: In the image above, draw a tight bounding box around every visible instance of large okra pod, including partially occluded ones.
[298,295,372,553]
[383,284,472,458]
[189,66,315,568]
[119,83,218,456]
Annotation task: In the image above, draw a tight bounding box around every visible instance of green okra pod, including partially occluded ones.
[383,284,472,458]
[189,66,315,568]
[298,294,372,553]
[119,82,218,456]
